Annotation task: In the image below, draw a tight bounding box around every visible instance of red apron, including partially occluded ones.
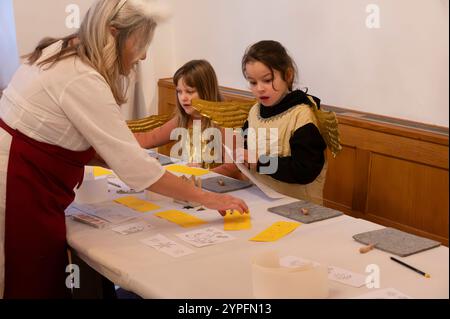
[0,119,95,299]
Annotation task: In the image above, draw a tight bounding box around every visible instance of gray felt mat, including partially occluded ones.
[268,200,343,224]
[353,227,441,257]
[201,176,253,193]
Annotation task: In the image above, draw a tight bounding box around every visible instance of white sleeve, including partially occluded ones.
[59,72,165,191]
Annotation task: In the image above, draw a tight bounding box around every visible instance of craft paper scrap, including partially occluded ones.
[114,196,161,212]
[250,221,300,242]
[65,204,80,217]
[351,288,411,299]
[155,210,207,228]
[93,166,113,177]
[111,221,154,235]
[224,210,252,231]
[327,266,366,288]
[176,227,236,247]
[141,234,194,257]
[165,164,209,176]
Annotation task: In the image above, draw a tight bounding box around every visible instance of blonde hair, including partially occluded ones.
[24,0,168,105]
[173,60,223,129]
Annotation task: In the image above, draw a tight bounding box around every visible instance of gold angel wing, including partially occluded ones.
[126,114,172,133]
[191,98,257,128]
[307,96,342,157]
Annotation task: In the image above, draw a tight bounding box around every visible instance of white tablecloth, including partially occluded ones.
[66,170,449,299]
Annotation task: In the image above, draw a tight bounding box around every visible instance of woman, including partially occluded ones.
[0,0,247,299]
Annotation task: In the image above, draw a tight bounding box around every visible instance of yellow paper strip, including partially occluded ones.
[93,166,113,177]
[115,196,161,212]
[165,164,209,176]
[250,221,300,242]
[155,210,207,228]
[224,210,251,231]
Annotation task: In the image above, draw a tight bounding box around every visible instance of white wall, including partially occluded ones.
[0,0,20,91]
[12,0,173,119]
[165,0,449,127]
[11,0,449,127]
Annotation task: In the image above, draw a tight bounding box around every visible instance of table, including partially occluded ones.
[66,168,449,299]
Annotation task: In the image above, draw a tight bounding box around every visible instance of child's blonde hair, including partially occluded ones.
[24,0,167,105]
[173,60,223,129]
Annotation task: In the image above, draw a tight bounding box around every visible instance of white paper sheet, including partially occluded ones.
[223,145,285,199]
[111,220,154,235]
[141,234,194,257]
[327,266,366,288]
[176,227,235,248]
[280,256,366,288]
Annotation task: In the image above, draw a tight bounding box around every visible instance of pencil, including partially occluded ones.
[390,257,431,278]
[107,181,121,188]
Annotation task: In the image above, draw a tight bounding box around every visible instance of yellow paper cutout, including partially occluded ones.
[224,210,251,231]
[93,166,113,177]
[114,196,160,212]
[155,210,207,228]
[165,164,209,176]
[250,221,300,242]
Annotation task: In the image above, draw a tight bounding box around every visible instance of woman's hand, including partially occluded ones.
[148,171,248,216]
[199,192,249,216]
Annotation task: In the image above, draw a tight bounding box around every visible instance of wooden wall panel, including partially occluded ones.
[339,124,448,169]
[366,152,449,244]
[323,147,356,213]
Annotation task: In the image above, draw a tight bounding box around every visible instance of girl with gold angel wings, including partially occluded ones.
[185,41,342,205]
[128,59,227,170]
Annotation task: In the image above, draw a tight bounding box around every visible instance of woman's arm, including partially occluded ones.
[148,171,249,215]
[134,116,179,149]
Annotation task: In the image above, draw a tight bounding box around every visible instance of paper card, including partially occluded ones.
[155,210,207,228]
[114,196,161,212]
[65,204,81,216]
[327,266,366,288]
[93,166,114,178]
[72,202,137,224]
[111,221,154,235]
[250,221,300,242]
[141,234,194,257]
[72,213,110,228]
[165,164,209,176]
[352,288,411,299]
[224,210,252,231]
[176,227,236,247]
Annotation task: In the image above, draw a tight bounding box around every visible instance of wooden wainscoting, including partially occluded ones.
[157,78,449,245]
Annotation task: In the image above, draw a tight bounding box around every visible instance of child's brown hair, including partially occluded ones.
[242,40,298,91]
[173,59,223,129]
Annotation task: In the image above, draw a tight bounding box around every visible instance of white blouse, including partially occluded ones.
[0,41,164,191]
